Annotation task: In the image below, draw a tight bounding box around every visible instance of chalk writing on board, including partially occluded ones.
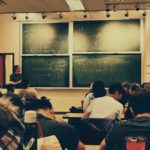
[73,54,141,87]
[22,56,69,87]
[74,20,140,52]
[23,23,68,54]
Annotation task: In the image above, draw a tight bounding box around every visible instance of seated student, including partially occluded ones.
[124,83,141,120]
[0,98,24,150]
[130,82,140,95]
[141,82,150,90]
[0,91,3,97]
[99,88,150,150]
[10,65,22,88]
[31,97,85,150]
[2,84,24,118]
[3,83,20,99]
[83,80,106,111]
[18,79,39,100]
[120,82,131,106]
[83,82,124,120]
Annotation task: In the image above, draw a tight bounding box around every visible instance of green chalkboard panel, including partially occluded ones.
[74,20,140,52]
[73,54,141,87]
[22,56,69,87]
[23,23,68,54]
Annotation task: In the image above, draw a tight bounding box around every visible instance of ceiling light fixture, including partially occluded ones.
[65,0,85,11]
[106,4,110,17]
[83,11,87,18]
[12,13,16,20]
[106,11,110,18]
[25,13,29,20]
[125,10,129,17]
[42,13,47,19]
[106,4,110,12]
[113,4,117,12]
[142,9,146,17]
[135,3,140,11]
[59,12,63,19]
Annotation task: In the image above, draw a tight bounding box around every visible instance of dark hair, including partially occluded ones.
[141,82,150,89]
[28,96,52,111]
[109,82,124,95]
[130,83,140,93]
[0,104,16,134]
[92,80,106,98]
[122,82,131,90]
[13,65,19,73]
[130,88,150,115]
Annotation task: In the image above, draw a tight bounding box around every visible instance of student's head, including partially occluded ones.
[21,79,29,88]
[6,84,15,93]
[92,80,106,98]
[130,82,140,95]
[122,82,130,93]
[130,88,150,115]
[109,82,124,101]
[0,99,18,133]
[13,65,20,73]
[31,96,55,119]
[141,82,150,90]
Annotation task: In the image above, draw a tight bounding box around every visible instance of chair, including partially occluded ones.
[125,136,150,150]
[74,118,114,145]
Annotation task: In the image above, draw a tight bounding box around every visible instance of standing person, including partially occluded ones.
[99,88,150,150]
[83,81,106,111]
[10,65,22,88]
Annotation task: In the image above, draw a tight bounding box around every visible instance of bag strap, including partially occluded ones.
[37,121,44,138]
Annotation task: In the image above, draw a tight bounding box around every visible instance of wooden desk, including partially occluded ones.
[63,113,83,125]
[63,113,83,119]
[85,145,99,150]
[63,113,124,120]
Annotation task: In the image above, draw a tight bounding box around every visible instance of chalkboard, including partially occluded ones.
[23,23,68,54]
[74,20,140,52]
[73,54,141,87]
[22,56,69,87]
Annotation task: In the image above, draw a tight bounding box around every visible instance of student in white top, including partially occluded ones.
[83,82,124,120]
[83,81,106,111]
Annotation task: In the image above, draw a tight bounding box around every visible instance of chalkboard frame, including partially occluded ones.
[21,20,141,88]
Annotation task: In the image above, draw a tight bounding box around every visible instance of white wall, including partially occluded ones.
[0,22,20,64]
[143,14,150,82]
[0,11,150,112]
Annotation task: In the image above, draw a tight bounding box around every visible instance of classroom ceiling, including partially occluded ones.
[0,0,150,14]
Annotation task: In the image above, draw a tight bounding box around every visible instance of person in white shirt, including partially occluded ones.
[83,82,124,120]
[83,81,106,111]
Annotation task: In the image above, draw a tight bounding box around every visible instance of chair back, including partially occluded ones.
[125,136,150,150]
[74,118,114,145]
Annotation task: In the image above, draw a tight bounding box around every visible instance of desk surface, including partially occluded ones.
[85,145,99,150]
[63,113,125,120]
[63,113,83,119]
